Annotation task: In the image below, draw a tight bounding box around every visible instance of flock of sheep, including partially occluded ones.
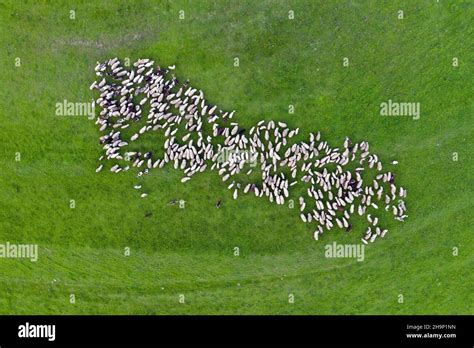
[90,58,408,244]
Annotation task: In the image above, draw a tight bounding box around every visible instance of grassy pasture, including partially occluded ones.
[0,0,472,314]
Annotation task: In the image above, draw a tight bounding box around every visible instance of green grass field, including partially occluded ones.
[0,0,472,314]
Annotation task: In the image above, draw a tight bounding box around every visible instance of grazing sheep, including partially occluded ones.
[91,58,408,245]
